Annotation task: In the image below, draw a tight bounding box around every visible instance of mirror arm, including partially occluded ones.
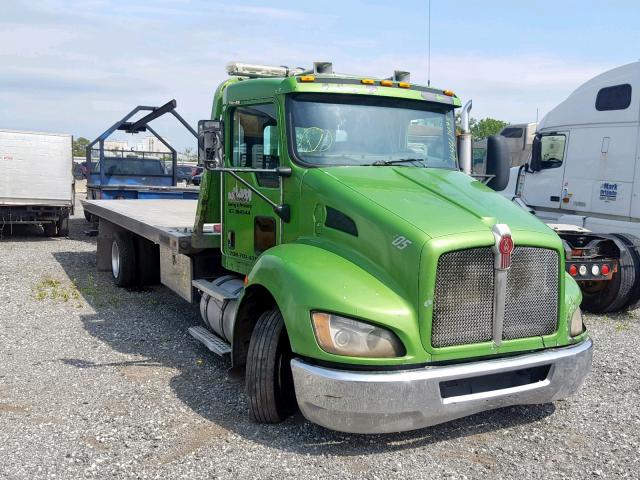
[227,171,291,222]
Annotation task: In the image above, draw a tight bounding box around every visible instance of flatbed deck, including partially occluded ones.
[83,199,219,254]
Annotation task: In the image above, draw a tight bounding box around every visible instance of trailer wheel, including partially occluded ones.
[246,308,297,423]
[111,232,136,287]
[43,222,57,237]
[581,236,637,314]
[56,216,69,237]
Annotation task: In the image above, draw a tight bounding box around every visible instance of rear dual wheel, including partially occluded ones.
[581,233,640,313]
[111,232,136,287]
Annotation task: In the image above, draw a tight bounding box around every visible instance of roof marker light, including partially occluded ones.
[398,82,411,89]
[380,79,393,87]
[443,89,456,97]
[361,78,375,85]
[300,75,315,82]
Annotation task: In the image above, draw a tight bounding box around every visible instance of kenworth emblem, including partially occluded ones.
[492,224,513,270]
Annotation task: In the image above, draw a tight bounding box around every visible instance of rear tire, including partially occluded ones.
[613,233,640,311]
[246,308,297,423]
[111,232,136,287]
[56,216,69,237]
[43,222,57,237]
[581,235,637,313]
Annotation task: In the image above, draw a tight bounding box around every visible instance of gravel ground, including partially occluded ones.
[1,199,639,479]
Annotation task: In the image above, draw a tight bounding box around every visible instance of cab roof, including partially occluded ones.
[222,74,462,108]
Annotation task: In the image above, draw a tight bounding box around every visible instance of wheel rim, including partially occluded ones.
[111,241,120,279]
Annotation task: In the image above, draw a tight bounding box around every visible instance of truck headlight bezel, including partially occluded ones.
[570,307,585,337]
[311,312,405,358]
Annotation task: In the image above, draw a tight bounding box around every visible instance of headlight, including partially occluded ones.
[311,312,405,358]
[570,307,584,337]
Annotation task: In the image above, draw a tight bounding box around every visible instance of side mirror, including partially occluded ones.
[198,120,224,170]
[529,134,542,172]
[485,135,510,191]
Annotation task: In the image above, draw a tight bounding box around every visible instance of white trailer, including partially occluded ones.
[504,61,640,313]
[0,129,74,236]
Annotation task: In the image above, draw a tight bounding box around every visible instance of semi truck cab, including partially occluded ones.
[507,61,640,314]
[86,61,592,433]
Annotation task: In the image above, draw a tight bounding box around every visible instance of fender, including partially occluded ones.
[242,242,429,366]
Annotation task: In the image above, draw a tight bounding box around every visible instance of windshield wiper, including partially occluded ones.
[369,158,426,166]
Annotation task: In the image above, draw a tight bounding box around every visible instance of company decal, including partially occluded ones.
[228,183,252,204]
[1,155,13,161]
[599,182,618,202]
[227,250,257,262]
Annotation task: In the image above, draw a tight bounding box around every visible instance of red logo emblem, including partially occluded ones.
[498,235,514,269]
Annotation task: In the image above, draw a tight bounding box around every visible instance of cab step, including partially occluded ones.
[193,276,244,301]
[188,325,231,357]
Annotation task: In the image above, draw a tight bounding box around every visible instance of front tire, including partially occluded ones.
[111,232,136,287]
[246,308,297,423]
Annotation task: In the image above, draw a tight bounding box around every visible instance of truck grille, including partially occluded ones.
[431,247,558,348]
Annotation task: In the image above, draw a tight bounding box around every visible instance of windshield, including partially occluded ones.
[288,94,457,168]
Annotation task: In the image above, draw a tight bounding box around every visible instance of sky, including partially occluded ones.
[1,0,639,151]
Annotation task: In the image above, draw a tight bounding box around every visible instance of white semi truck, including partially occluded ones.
[0,130,74,236]
[504,61,640,313]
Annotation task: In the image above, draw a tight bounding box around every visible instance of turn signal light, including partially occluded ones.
[398,81,411,88]
[300,75,315,82]
[361,78,375,85]
[380,79,393,86]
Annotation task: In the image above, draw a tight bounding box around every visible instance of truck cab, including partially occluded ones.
[193,62,591,432]
[87,61,592,433]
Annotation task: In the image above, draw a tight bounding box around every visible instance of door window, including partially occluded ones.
[540,134,566,169]
[231,104,279,187]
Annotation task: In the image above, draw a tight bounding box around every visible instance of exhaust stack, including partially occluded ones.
[458,100,473,175]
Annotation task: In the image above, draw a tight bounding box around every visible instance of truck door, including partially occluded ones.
[222,103,282,273]
[520,131,569,211]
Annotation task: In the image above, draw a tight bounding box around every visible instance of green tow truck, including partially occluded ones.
[83,61,592,434]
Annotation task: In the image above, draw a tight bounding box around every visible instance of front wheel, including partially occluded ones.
[245,308,297,423]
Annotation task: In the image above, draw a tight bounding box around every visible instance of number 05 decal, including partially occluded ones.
[392,235,412,250]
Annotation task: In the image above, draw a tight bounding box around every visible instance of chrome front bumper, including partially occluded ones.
[291,339,592,434]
